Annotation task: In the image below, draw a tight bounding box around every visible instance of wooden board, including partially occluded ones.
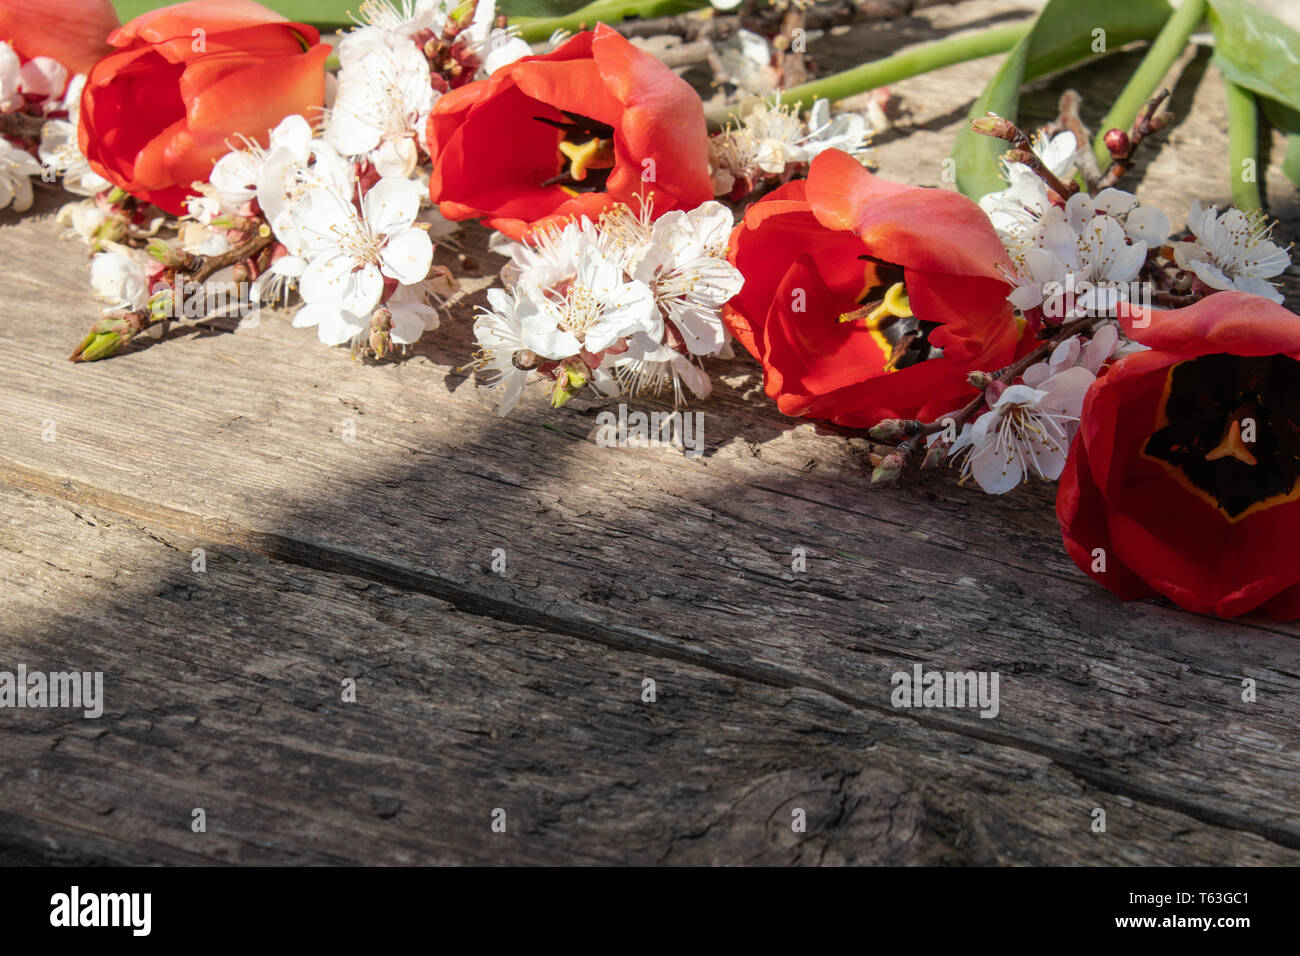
[1,0,1298,865]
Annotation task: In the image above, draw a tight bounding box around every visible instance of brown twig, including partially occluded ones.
[189,231,273,285]
[1095,88,1173,191]
[1055,90,1102,191]
[971,115,1077,200]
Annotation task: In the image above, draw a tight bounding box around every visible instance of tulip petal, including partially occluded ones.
[0,0,118,74]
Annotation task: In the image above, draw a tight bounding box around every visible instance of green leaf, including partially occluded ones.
[1207,0,1300,113]
[498,0,604,16]
[1208,0,1300,191]
[951,0,1173,199]
[512,0,706,42]
[113,1,356,28]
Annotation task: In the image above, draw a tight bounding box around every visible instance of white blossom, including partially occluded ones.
[89,242,150,313]
[19,56,67,105]
[1172,199,1290,304]
[326,40,434,178]
[710,97,873,195]
[56,198,109,242]
[952,366,1095,494]
[0,42,21,113]
[39,76,111,196]
[0,135,42,212]
[289,176,433,346]
[468,286,533,416]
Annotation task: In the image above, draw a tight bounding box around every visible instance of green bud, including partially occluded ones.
[70,329,121,362]
[870,451,905,486]
[550,364,587,408]
[969,113,1016,139]
[922,441,948,469]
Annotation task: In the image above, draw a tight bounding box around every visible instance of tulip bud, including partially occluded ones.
[871,451,906,486]
[1103,128,1129,159]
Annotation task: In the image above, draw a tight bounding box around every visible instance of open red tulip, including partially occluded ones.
[0,0,118,75]
[426,24,713,240]
[1059,291,1300,618]
[78,0,329,215]
[724,148,1023,427]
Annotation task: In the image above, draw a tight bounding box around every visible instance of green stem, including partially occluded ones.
[705,22,1028,128]
[1225,78,1262,212]
[1092,0,1205,168]
[512,0,705,44]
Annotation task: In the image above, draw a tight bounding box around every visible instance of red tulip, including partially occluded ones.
[78,0,330,215]
[1058,291,1300,618]
[724,149,1023,427]
[426,24,712,240]
[0,0,118,75]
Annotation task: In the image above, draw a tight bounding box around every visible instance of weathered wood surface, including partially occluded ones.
[2,0,1299,865]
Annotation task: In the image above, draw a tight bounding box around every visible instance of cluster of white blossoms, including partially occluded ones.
[471,200,744,415]
[1170,200,1291,305]
[980,131,1171,318]
[1,43,108,212]
[158,0,534,353]
[982,129,1290,312]
[709,97,875,197]
[947,126,1293,496]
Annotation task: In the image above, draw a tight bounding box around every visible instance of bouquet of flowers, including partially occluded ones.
[2,0,1298,620]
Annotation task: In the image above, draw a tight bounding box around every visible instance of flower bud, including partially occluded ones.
[922,440,949,469]
[868,418,907,441]
[550,363,587,408]
[69,314,137,362]
[871,451,906,486]
[966,370,994,389]
[1103,128,1130,159]
[146,238,197,271]
[868,418,922,442]
[969,114,1017,139]
[368,307,393,359]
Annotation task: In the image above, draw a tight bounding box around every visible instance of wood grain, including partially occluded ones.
[1,0,1297,865]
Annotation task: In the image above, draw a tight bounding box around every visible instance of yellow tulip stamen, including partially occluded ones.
[559,138,615,182]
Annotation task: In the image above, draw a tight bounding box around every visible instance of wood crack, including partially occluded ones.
[5,458,1299,853]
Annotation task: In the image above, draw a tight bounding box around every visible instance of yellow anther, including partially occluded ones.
[838,282,912,325]
[866,282,912,327]
[559,138,615,182]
